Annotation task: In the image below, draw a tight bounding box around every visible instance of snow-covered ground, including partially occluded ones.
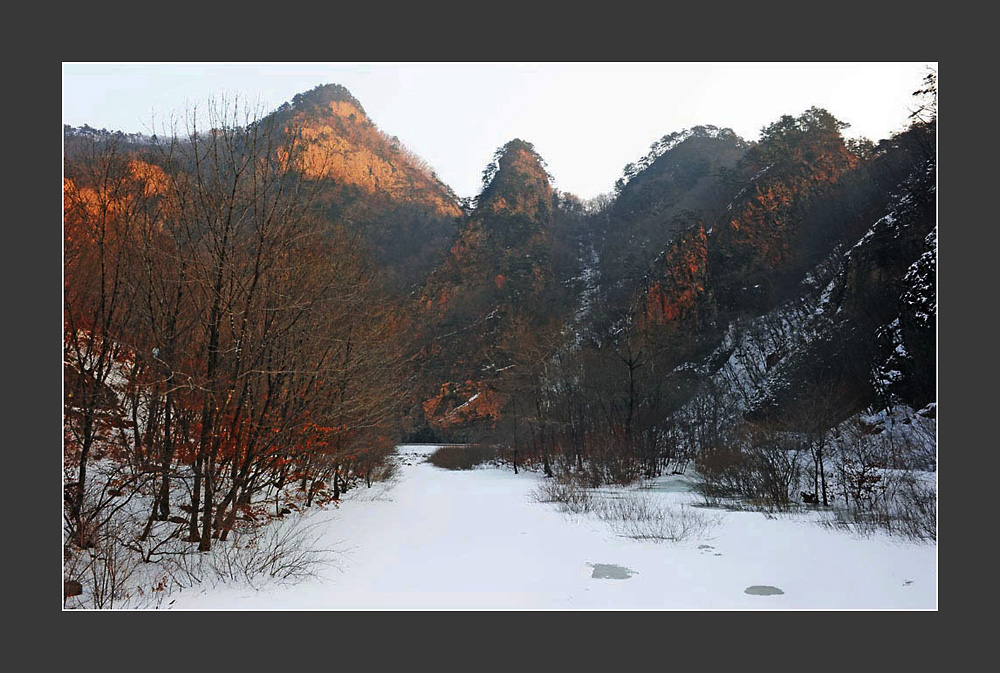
[166,445,936,610]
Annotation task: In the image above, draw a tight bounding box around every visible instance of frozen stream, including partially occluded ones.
[167,445,936,609]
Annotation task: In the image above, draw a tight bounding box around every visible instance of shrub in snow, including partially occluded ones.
[530,475,596,514]
[693,420,804,510]
[205,517,337,588]
[821,411,936,542]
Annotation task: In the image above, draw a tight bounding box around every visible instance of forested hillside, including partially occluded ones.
[446,99,937,496]
[64,101,413,564]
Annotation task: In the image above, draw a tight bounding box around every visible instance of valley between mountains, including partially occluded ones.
[63,76,938,609]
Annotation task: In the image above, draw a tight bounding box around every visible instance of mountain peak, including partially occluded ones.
[270,84,461,220]
[615,125,745,194]
[289,83,367,118]
[477,139,552,216]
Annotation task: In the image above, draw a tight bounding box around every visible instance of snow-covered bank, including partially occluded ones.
[166,445,935,610]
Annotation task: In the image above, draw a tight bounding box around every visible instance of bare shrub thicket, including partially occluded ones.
[530,475,596,514]
[825,415,936,541]
[576,428,644,487]
[204,517,338,588]
[64,513,147,609]
[64,505,340,608]
[825,473,936,542]
[694,420,803,509]
[62,460,167,608]
[688,404,936,542]
[895,474,937,541]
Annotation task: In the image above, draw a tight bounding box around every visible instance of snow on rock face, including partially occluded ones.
[900,227,936,329]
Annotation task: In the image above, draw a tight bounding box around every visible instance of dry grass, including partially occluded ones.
[594,492,720,542]
[531,475,720,543]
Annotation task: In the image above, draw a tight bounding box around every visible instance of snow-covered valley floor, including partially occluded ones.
[166,445,936,610]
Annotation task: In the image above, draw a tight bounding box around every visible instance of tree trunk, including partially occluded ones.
[819,445,829,507]
[156,395,173,520]
[199,452,216,550]
[72,414,94,545]
[189,454,202,542]
[812,450,820,500]
[512,401,519,475]
[157,276,183,521]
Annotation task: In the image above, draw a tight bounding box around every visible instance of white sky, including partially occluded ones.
[63,62,935,201]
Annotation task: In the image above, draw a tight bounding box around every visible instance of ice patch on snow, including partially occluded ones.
[745,585,784,596]
[589,563,638,580]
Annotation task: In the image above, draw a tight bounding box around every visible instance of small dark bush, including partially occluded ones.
[427,444,500,470]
